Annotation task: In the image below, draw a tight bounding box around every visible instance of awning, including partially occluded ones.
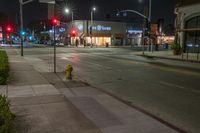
[87,33,112,37]
[178,28,200,32]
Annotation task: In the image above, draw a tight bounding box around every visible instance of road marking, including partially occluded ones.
[159,81,200,93]
[39,50,199,77]
[150,65,200,76]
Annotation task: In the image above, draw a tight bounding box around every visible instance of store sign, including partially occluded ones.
[90,25,112,31]
[59,27,65,32]
[77,24,83,31]
[0,33,2,40]
[39,0,55,4]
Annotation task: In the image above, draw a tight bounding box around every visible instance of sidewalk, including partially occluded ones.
[136,50,200,63]
[0,48,184,133]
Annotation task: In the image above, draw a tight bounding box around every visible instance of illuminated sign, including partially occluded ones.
[59,27,65,32]
[0,33,2,40]
[89,25,112,31]
[39,0,55,4]
[77,24,83,31]
[128,30,143,34]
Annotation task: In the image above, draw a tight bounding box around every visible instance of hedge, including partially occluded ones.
[0,51,9,85]
[0,95,15,133]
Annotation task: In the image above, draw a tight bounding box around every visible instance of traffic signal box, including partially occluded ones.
[5,25,14,33]
[50,18,60,26]
[71,29,76,37]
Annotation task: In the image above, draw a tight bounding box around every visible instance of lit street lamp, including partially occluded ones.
[149,0,152,52]
[19,0,35,56]
[65,8,74,22]
[90,6,96,47]
[137,0,152,52]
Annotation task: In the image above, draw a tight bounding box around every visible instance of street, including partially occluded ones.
[15,47,200,133]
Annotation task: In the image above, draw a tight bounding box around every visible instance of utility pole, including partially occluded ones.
[19,0,35,56]
[19,0,23,56]
[90,11,93,47]
[53,26,56,73]
[149,0,153,53]
[72,12,74,22]
[90,7,96,47]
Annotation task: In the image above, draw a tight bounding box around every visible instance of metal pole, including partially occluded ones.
[149,0,151,23]
[181,46,184,60]
[91,11,93,47]
[149,0,153,53]
[142,23,145,55]
[197,45,200,61]
[72,12,74,22]
[186,46,189,60]
[20,0,23,56]
[54,26,56,73]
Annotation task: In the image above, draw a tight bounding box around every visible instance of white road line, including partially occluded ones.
[159,81,200,93]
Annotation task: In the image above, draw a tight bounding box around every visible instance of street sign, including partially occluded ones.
[39,0,55,4]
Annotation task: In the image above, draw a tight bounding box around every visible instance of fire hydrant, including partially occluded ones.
[66,64,73,80]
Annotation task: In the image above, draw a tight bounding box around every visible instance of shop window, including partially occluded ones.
[184,16,200,53]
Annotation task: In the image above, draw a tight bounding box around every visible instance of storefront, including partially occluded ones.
[66,20,127,46]
[126,29,143,46]
[175,1,200,53]
[0,27,2,42]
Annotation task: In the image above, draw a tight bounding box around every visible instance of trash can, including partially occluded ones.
[106,43,109,48]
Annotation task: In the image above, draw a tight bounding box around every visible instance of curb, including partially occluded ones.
[137,54,200,63]
[77,79,188,133]
[54,72,187,133]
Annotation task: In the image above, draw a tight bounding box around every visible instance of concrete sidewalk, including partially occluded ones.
[136,51,200,63]
[0,48,184,133]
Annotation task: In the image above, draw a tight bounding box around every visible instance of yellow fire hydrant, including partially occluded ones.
[66,64,73,80]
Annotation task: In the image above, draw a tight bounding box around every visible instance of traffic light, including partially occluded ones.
[89,26,92,35]
[144,19,151,37]
[51,18,59,26]
[71,29,76,37]
[5,25,13,33]
[21,31,26,36]
[6,35,10,39]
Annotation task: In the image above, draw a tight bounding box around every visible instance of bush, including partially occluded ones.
[0,95,15,133]
[171,43,181,55]
[0,51,9,85]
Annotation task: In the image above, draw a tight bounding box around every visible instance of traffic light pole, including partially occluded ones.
[20,0,23,56]
[90,11,93,47]
[53,26,56,73]
[117,10,149,54]
[19,0,35,56]
[149,0,153,53]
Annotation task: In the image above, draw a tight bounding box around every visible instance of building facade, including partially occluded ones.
[65,20,143,46]
[66,20,127,46]
[175,1,200,52]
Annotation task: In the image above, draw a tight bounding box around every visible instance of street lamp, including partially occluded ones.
[116,9,148,55]
[137,0,152,52]
[90,6,96,47]
[148,0,153,52]
[137,0,151,21]
[19,0,36,56]
[65,8,74,22]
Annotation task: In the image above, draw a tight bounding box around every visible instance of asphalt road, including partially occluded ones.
[17,47,200,133]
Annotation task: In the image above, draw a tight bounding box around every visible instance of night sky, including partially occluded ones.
[0,0,177,26]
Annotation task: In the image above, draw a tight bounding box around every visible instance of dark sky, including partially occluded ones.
[0,0,177,26]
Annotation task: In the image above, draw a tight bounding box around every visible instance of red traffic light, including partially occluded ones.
[71,30,76,37]
[72,30,76,34]
[5,25,13,33]
[51,18,59,26]
[53,19,57,24]
[6,35,10,39]
[7,27,11,31]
